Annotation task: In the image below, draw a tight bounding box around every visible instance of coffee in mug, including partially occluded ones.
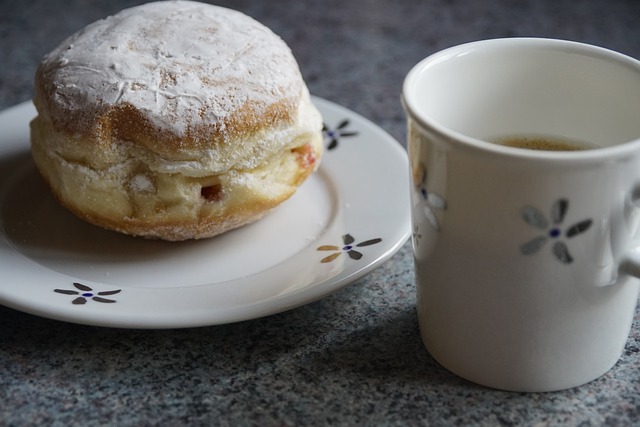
[490,135,594,151]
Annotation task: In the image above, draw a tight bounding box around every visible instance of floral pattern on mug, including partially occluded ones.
[413,163,446,231]
[412,225,423,247]
[520,198,592,264]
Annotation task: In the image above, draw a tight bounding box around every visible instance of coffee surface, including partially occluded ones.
[490,136,594,151]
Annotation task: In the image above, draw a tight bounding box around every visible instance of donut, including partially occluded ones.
[30,0,323,241]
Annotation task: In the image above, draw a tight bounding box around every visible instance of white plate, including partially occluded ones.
[0,97,410,328]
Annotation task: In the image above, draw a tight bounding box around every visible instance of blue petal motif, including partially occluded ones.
[552,241,573,264]
[424,205,440,231]
[357,238,383,247]
[551,199,569,224]
[342,234,355,245]
[426,192,447,210]
[522,206,548,229]
[566,219,592,237]
[521,236,548,255]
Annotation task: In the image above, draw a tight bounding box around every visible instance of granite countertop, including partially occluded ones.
[2,0,640,425]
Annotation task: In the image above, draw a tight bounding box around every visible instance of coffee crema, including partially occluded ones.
[490,136,594,152]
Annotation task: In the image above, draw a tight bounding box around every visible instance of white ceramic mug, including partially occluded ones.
[402,38,640,392]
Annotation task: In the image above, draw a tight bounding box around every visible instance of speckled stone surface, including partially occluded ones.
[2,0,640,425]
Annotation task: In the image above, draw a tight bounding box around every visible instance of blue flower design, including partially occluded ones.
[520,199,592,264]
[317,234,382,263]
[54,282,121,305]
[323,119,358,150]
[412,225,423,247]
[415,165,446,231]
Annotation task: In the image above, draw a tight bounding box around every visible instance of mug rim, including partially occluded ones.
[402,37,640,163]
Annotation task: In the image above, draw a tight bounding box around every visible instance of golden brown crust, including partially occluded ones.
[30,111,322,241]
[32,79,300,161]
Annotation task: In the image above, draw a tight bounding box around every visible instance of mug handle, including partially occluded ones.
[620,188,640,278]
[621,248,640,278]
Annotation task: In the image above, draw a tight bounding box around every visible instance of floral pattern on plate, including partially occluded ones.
[317,234,382,263]
[54,282,122,305]
[323,119,358,150]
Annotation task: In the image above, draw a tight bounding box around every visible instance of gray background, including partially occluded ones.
[2,0,640,425]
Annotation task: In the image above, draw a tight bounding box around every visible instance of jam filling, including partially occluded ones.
[201,183,223,202]
[291,143,316,168]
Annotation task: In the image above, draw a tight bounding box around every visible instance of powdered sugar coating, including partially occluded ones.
[36,0,303,140]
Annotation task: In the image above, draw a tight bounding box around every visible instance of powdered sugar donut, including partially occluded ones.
[30,0,323,240]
